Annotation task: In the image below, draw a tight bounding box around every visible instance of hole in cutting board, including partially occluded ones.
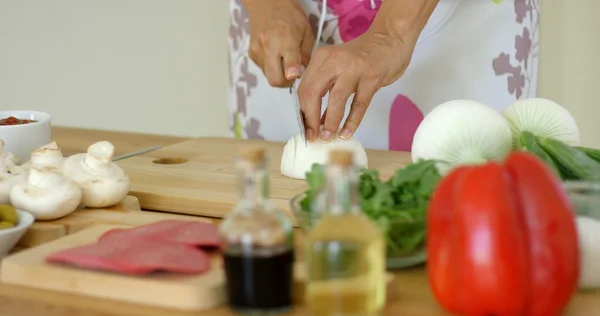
[152,157,189,165]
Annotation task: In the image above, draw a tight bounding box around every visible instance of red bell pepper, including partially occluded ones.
[427,152,579,316]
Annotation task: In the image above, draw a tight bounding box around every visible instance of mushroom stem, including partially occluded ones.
[83,141,115,174]
[0,139,21,173]
[31,142,64,167]
[28,168,65,189]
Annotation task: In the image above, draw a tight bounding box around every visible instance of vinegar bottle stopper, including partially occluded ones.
[328,149,354,167]
[238,146,267,165]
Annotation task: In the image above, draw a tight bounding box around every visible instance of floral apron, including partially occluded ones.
[228,0,540,151]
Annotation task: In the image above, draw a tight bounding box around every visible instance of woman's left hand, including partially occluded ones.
[298,30,414,142]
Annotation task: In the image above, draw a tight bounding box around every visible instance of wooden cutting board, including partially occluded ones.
[116,137,411,219]
[1,224,395,311]
[18,196,139,248]
[17,196,216,249]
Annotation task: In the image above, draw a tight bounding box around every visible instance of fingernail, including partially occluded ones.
[320,130,333,142]
[340,128,353,140]
[286,67,299,79]
[305,128,313,141]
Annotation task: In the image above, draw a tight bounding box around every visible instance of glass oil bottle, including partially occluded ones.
[219,146,295,315]
[306,149,386,316]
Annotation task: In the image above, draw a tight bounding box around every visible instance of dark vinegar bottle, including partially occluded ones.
[219,146,295,314]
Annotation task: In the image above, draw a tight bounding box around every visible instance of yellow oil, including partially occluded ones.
[305,212,386,316]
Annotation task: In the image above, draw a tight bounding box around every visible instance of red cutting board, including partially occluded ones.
[115,137,411,219]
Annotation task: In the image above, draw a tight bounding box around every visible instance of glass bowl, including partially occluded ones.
[290,194,427,269]
[563,181,600,219]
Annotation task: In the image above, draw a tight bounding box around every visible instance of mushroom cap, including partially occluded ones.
[62,153,130,208]
[9,172,81,221]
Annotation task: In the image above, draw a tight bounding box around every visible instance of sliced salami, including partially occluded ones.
[99,220,221,248]
[46,238,210,275]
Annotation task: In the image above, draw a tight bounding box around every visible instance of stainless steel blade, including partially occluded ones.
[280,56,307,147]
[290,79,307,147]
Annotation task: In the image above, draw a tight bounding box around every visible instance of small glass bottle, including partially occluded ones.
[219,146,295,315]
[306,149,386,316]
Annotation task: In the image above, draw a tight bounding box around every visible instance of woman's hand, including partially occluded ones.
[245,0,314,87]
[297,0,439,142]
[298,30,413,141]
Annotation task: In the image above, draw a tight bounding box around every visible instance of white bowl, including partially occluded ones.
[0,110,52,163]
[0,209,34,257]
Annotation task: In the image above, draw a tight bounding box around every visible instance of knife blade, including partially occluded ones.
[290,79,307,147]
[281,57,307,147]
[111,146,162,162]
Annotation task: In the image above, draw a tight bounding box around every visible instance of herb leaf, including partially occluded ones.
[299,160,442,257]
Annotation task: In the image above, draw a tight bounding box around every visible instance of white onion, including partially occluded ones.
[576,216,600,289]
[502,98,580,148]
[411,99,512,175]
[280,132,368,179]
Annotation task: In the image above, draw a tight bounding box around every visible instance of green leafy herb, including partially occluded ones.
[299,160,442,257]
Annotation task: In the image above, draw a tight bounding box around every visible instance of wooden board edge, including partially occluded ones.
[3,224,396,311]
[17,196,141,248]
[0,259,226,311]
[3,224,226,311]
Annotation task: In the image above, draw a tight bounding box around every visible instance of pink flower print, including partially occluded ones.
[308,14,336,45]
[244,118,264,140]
[345,15,372,40]
[327,0,382,42]
[239,57,257,96]
[388,94,423,152]
[491,0,538,100]
[515,28,532,69]
[236,86,247,115]
[228,3,248,51]
[514,0,532,23]
[493,52,525,99]
[507,71,526,98]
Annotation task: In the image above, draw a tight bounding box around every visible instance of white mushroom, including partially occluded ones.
[0,140,28,203]
[0,140,23,173]
[62,141,130,208]
[23,142,65,171]
[0,171,28,204]
[0,175,15,204]
[10,167,82,220]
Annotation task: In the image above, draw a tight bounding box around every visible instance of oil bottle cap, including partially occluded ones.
[238,146,267,164]
[328,149,353,167]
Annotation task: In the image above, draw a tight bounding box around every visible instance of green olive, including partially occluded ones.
[0,221,15,230]
[0,204,19,225]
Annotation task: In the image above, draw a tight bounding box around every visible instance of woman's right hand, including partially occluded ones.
[245,0,314,87]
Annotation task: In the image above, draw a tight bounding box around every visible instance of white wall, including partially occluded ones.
[538,0,600,147]
[0,0,230,137]
[1,0,599,146]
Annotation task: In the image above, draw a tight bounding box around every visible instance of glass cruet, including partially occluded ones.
[219,146,295,315]
[305,149,386,316]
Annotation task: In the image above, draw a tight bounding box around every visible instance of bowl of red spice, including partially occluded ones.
[0,111,51,163]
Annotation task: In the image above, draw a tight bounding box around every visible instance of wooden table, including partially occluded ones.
[1,126,599,316]
[51,127,187,157]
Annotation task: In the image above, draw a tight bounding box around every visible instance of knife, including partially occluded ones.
[111,146,162,162]
[281,57,308,147]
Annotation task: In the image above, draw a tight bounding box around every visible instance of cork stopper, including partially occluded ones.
[328,149,354,167]
[238,146,266,164]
